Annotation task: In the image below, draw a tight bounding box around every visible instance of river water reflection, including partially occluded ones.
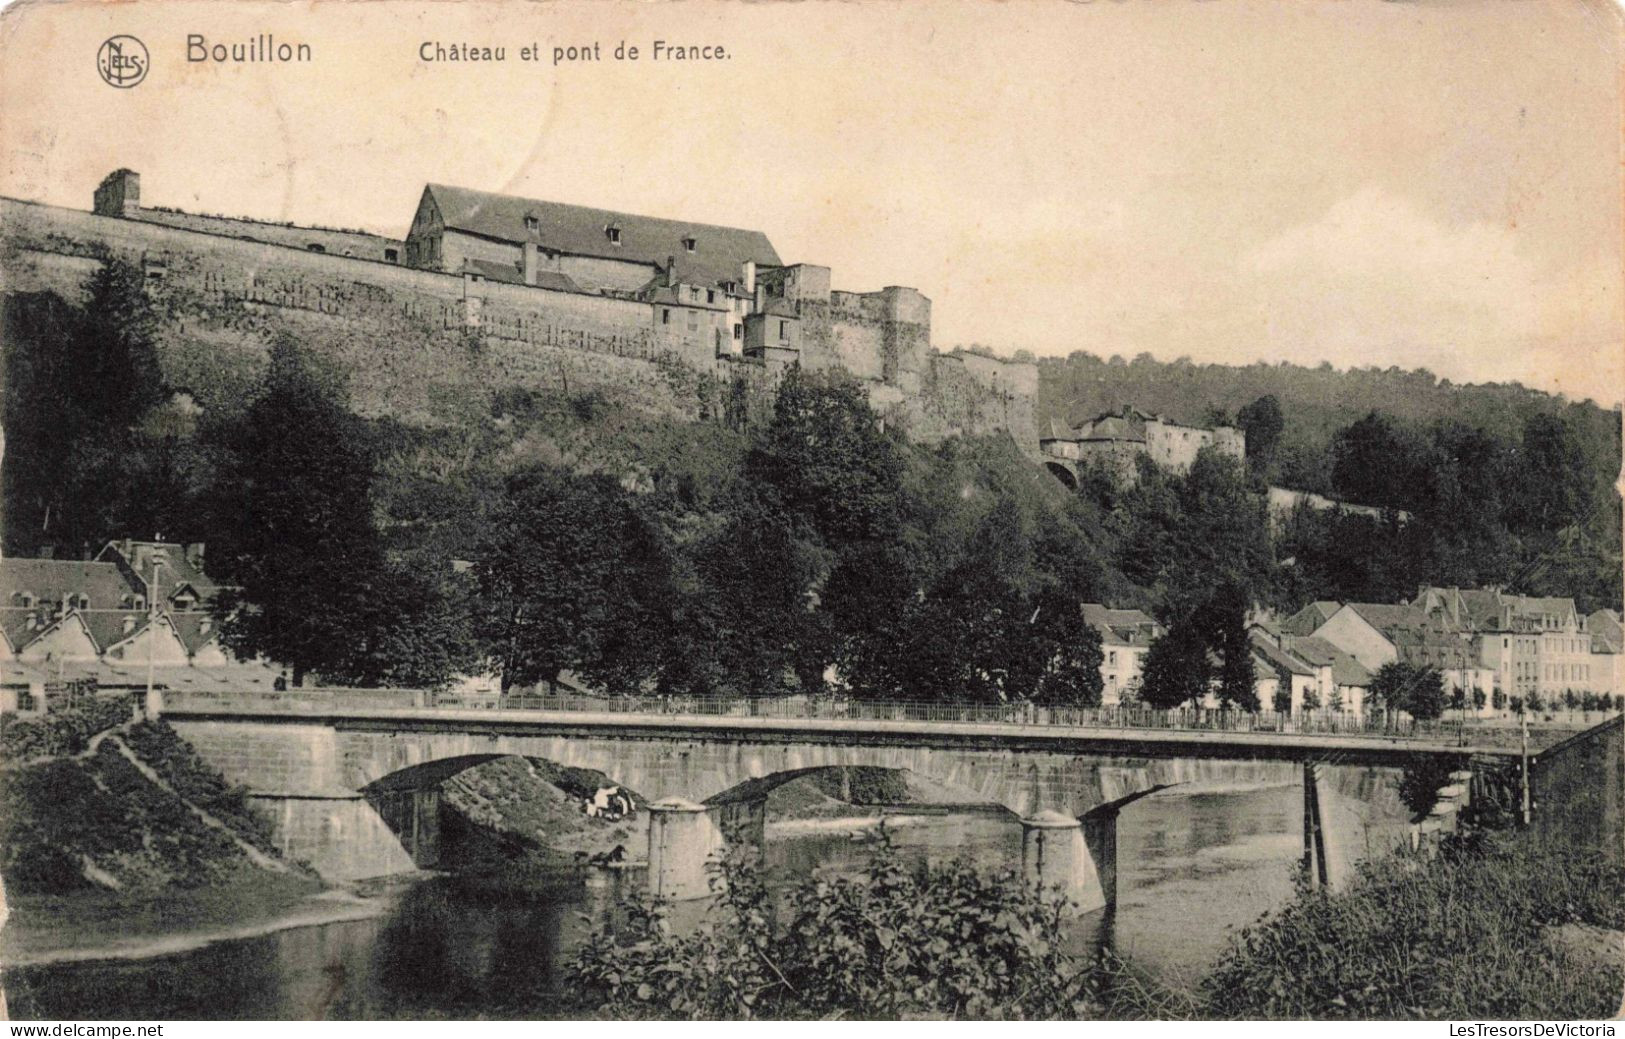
[5,778,1409,1019]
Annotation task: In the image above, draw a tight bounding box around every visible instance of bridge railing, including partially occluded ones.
[158,687,1471,741]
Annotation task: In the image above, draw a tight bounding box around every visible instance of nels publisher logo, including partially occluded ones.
[97,35,149,88]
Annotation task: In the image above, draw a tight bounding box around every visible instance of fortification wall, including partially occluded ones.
[0,197,1035,447]
[128,208,403,262]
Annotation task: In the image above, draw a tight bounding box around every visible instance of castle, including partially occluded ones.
[2,169,1038,447]
[1039,406,1245,486]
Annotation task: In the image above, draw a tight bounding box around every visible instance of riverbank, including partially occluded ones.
[1,871,411,967]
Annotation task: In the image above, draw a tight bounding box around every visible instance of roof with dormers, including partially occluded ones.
[422,184,781,289]
[2,559,141,611]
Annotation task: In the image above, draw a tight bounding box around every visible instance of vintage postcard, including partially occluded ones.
[0,0,1621,1024]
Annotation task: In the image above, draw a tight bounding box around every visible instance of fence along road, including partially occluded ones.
[152,690,1583,763]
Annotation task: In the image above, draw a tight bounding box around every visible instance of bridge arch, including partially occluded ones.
[1044,459,1079,490]
[359,752,645,869]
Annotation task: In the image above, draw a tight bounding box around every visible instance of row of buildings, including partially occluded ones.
[4,539,1618,718]
[1084,586,1624,715]
[1,541,280,712]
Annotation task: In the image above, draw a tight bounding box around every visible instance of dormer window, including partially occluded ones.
[122,616,137,635]
[17,592,32,608]
[200,618,213,635]
[605,225,622,245]
[524,214,540,232]
[682,236,696,253]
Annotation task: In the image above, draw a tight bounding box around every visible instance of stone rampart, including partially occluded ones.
[0,196,1037,445]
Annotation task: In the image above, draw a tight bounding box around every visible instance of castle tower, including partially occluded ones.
[93,169,141,218]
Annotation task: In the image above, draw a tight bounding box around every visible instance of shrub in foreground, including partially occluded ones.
[570,841,1094,1019]
[1200,830,1625,1020]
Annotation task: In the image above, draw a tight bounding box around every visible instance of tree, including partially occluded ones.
[1139,622,1210,709]
[1196,584,1258,711]
[476,464,673,692]
[2,261,167,555]
[746,365,904,547]
[1330,413,1428,511]
[1236,395,1284,475]
[209,338,395,686]
[1024,590,1106,708]
[1369,661,1446,721]
[1509,413,1594,535]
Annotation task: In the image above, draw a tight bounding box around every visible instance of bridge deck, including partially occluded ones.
[158,702,1525,765]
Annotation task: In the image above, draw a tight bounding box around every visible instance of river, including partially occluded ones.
[3,776,1411,1019]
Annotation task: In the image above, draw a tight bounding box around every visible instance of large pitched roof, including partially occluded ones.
[1250,633,1315,676]
[2,559,140,610]
[1287,635,1373,687]
[98,541,222,605]
[170,612,224,656]
[1283,601,1341,636]
[423,184,781,288]
[1081,603,1160,646]
[79,610,156,654]
[1078,414,1145,443]
[1589,609,1623,654]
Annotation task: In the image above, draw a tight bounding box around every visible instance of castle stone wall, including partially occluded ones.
[1,196,1037,447]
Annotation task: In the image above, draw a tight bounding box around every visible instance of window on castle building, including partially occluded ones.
[683,237,696,252]
[661,309,670,325]
[779,320,789,341]
[606,226,622,245]
[384,248,399,263]
[733,324,742,340]
[707,290,715,304]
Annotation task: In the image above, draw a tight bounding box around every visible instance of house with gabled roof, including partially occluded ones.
[15,610,102,665]
[96,540,222,612]
[1308,601,1493,709]
[1281,601,1342,637]
[1080,603,1162,706]
[1412,585,1613,702]
[1,557,145,613]
[96,611,191,667]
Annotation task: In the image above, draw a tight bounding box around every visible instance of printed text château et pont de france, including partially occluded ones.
[419,40,729,64]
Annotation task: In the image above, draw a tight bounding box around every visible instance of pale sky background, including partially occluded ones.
[1,0,1621,403]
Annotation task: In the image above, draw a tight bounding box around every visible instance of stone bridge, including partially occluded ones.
[162,700,1482,908]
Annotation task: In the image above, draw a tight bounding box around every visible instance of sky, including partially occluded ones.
[1,0,1620,403]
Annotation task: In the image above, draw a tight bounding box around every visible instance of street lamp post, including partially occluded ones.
[145,548,168,720]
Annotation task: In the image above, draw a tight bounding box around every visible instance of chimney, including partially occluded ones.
[522,242,539,286]
[742,260,757,296]
[666,256,677,287]
[186,542,205,569]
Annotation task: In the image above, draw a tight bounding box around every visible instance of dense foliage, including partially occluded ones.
[1199,830,1625,1019]
[4,272,1620,694]
[570,843,1094,1019]
[0,697,132,760]
[0,725,283,894]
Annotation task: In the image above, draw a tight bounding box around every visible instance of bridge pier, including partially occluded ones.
[248,793,417,881]
[1302,762,1348,890]
[1020,810,1108,913]
[647,797,726,900]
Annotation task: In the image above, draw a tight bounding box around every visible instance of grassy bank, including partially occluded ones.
[1192,829,1625,1020]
